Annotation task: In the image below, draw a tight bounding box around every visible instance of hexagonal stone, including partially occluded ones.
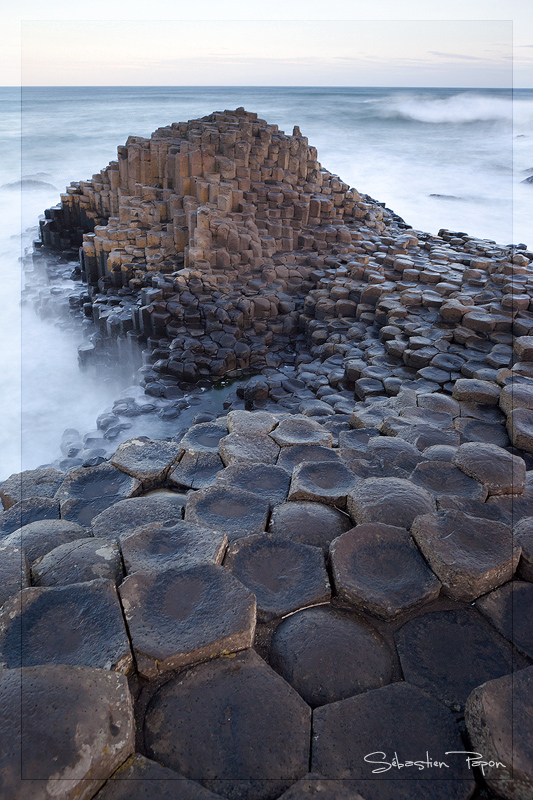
[311,682,474,799]
[338,427,380,453]
[410,460,488,501]
[452,441,526,496]
[366,436,425,472]
[110,437,183,489]
[422,444,458,462]
[437,493,509,522]
[394,608,517,711]
[399,406,454,428]
[2,519,91,564]
[215,463,291,506]
[168,451,224,490]
[465,666,533,800]
[224,534,330,622]
[94,754,225,800]
[277,444,341,472]
[0,665,134,800]
[227,409,279,434]
[507,407,533,453]
[454,416,511,447]
[32,538,123,587]
[418,392,460,416]
[0,497,60,537]
[277,774,364,800]
[179,422,228,454]
[330,524,441,620]
[270,415,333,448]
[268,501,352,552]
[411,510,517,601]
[499,381,533,414]
[476,581,533,660]
[118,564,255,678]
[91,492,186,540]
[347,478,436,529]
[185,486,269,542]
[452,378,501,405]
[0,543,30,608]
[55,463,142,528]
[121,520,227,574]
[288,461,357,509]
[269,606,393,707]
[0,468,64,510]
[144,649,311,800]
[515,516,533,581]
[0,579,132,672]
[219,432,280,466]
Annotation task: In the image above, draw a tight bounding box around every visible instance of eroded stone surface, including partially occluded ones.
[269,606,393,707]
[227,410,279,435]
[277,445,340,472]
[270,416,333,448]
[144,649,311,800]
[179,423,228,454]
[118,564,255,677]
[91,493,186,540]
[110,437,183,489]
[224,534,330,622]
[411,510,517,601]
[0,543,30,609]
[0,497,60,537]
[0,468,64,510]
[268,501,352,552]
[219,432,280,466]
[0,665,134,800]
[515,516,533,581]
[508,407,533,453]
[288,460,357,508]
[121,520,227,574]
[277,774,365,800]
[452,441,526,496]
[330,523,441,619]
[0,579,132,673]
[465,666,533,800]
[2,519,91,564]
[347,477,435,529]
[476,581,533,660]
[311,682,474,799]
[168,451,224,490]
[55,463,141,528]
[185,486,269,542]
[32,538,123,587]
[215,463,291,506]
[395,608,517,711]
[410,460,488,500]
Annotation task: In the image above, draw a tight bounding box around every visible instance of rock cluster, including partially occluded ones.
[3,110,533,799]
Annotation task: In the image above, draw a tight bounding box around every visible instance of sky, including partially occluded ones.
[1,0,532,88]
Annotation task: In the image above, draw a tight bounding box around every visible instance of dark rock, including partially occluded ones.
[288,460,357,509]
[219,432,280,466]
[179,422,228,454]
[55,463,142,528]
[270,415,333,448]
[0,497,60,537]
[277,445,341,472]
[277,774,365,800]
[215,463,291,506]
[224,534,330,622]
[330,523,441,619]
[409,460,488,500]
[0,665,134,800]
[476,580,533,660]
[91,492,186,540]
[110,437,183,489]
[144,649,311,800]
[120,520,227,574]
[0,543,30,609]
[268,501,352,552]
[452,441,526,496]
[465,666,533,799]
[452,378,501,405]
[347,477,436,529]
[394,608,518,712]
[411,510,517,601]
[366,436,425,472]
[2,519,91,563]
[168,451,224,490]
[311,682,474,798]
[227,410,279,434]
[185,485,269,542]
[269,606,393,707]
[514,516,533,581]
[32,538,123,587]
[0,468,64,510]
[0,579,132,672]
[507,407,533,453]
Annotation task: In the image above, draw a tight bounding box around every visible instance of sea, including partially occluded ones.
[1,86,532,481]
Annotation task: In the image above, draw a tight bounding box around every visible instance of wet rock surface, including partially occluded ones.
[120,519,227,574]
[31,538,123,587]
[91,492,187,540]
[55,462,142,527]
[0,468,64,510]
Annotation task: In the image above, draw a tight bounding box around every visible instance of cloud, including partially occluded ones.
[427,51,489,61]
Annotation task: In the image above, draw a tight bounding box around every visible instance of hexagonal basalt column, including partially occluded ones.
[3,519,91,563]
[465,666,533,800]
[179,422,229,454]
[394,608,518,712]
[110,437,183,489]
[476,580,533,660]
[0,579,132,673]
[347,477,436,529]
[185,486,269,542]
[288,461,357,509]
[329,523,441,619]
[219,432,280,466]
[269,606,393,707]
[452,442,526,496]
[215,463,291,506]
[311,682,475,799]
[118,564,256,678]
[411,510,517,601]
[409,460,488,501]
[0,467,64,510]
[269,501,351,553]
[144,649,311,800]
[91,493,187,540]
[32,538,123,587]
[0,542,30,608]
[224,534,330,622]
[55,463,142,528]
[121,520,227,574]
[270,415,333,448]
[0,665,134,800]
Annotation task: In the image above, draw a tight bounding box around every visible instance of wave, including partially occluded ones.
[377,92,533,126]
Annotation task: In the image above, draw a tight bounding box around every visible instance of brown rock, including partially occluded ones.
[330,523,441,619]
[514,516,533,580]
[507,407,533,453]
[452,441,526,495]
[452,378,500,405]
[288,460,357,508]
[476,580,533,660]
[268,501,352,552]
[277,774,365,800]
[0,542,30,609]
[410,460,488,500]
[411,510,518,601]
[347,477,436,529]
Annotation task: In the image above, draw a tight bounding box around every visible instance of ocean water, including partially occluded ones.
[1,86,532,480]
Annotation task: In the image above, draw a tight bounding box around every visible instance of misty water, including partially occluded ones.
[1,86,532,480]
